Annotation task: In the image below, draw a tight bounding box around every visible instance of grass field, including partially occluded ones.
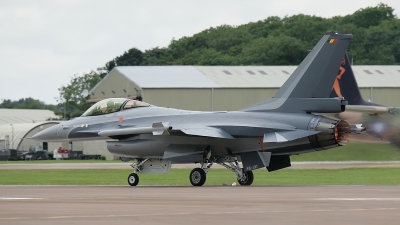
[1,168,399,186]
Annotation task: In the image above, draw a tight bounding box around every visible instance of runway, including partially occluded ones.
[1,161,400,170]
[0,186,399,225]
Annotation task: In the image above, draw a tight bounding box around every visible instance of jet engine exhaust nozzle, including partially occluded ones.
[308,116,351,150]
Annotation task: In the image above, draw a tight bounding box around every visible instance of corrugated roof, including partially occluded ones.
[116,66,218,88]
[0,109,57,126]
[108,65,400,89]
[195,66,295,88]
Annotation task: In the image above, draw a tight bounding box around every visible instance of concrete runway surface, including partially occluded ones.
[0,186,399,225]
[1,161,400,170]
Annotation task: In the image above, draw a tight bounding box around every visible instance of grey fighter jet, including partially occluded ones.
[32,32,353,186]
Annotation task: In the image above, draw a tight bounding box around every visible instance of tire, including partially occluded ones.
[189,168,206,186]
[238,170,254,186]
[127,173,139,186]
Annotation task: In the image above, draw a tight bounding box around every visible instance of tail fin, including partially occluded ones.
[243,31,353,113]
[329,54,383,106]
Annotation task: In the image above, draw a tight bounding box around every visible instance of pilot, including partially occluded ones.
[106,100,115,113]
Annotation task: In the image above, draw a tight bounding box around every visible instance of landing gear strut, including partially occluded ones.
[127,159,149,186]
[219,156,254,186]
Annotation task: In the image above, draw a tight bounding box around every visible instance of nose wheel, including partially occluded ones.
[127,173,139,186]
[189,168,206,186]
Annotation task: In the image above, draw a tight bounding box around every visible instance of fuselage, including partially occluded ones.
[33,101,349,160]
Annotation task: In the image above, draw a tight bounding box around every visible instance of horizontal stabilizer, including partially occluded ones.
[263,130,319,143]
[345,105,389,115]
[180,127,234,139]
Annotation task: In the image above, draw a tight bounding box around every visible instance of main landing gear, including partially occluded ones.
[188,156,254,187]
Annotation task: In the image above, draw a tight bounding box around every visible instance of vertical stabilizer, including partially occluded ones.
[243,32,353,113]
[329,54,383,106]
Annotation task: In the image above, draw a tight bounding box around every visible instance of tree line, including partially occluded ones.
[105,3,400,70]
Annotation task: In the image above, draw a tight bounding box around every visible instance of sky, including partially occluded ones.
[1,0,399,105]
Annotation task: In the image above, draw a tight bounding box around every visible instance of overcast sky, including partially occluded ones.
[1,0,399,105]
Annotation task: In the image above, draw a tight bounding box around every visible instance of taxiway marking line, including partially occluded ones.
[0,198,44,200]
[316,198,400,201]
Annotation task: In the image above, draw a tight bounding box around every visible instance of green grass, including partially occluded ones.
[292,141,400,161]
[0,168,399,186]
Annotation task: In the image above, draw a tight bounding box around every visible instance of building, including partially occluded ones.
[0,122,61,151]
[0,108,57,126]
[0,109,116,159]
[0,109,61,151]
[89,65,400,111]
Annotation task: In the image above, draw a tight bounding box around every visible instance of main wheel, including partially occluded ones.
[189,168,206,186]
[127,173,139,186]
[238,170,254,186]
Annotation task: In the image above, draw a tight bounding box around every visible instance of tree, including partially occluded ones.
[102,3,400,68]
[342,3,395,28]
[106,48,144,72]
[0,98,57,111]
[57,71,103,119]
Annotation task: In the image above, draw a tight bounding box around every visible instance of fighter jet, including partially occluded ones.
[330,54,400,147]
[32,32,353,186]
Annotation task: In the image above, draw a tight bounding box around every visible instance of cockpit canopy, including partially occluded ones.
[81,98,150,117]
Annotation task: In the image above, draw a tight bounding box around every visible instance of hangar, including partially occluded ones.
[0,109,62,151]
[89,65,400,110]
[0,109,115,159]
[0,122,61,151]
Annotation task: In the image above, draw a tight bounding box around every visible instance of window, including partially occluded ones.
[281,70,290,75]
[246,70,255,75]
[82,98,128,116]
[258,70,267,75]
[375,70,383,74]
[223,70,232,75]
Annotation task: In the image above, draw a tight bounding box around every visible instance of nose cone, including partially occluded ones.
[31,124,61,142]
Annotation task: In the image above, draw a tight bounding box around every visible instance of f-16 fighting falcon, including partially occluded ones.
[33,32,354,186]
